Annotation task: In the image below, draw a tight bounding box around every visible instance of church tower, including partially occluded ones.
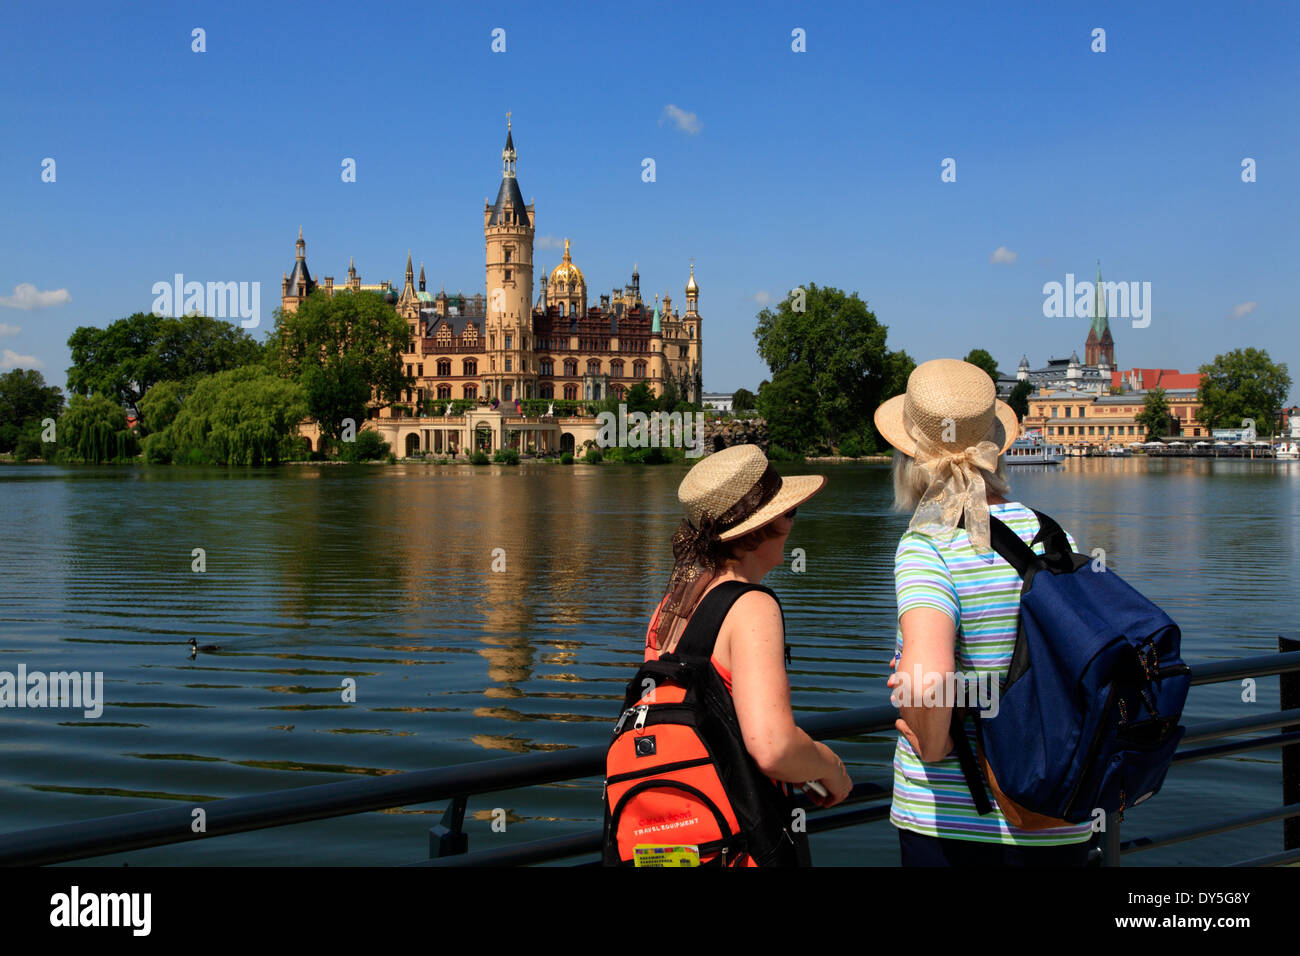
[484,114,535,403]
[683,260,702,402]
[1085,260,1116,368]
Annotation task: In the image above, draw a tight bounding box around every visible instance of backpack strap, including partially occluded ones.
[672,581,781,660]
[948,705,994,815]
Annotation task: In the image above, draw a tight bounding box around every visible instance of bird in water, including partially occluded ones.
[188,638,222,658]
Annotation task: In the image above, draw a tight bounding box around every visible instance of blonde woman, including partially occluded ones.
[875,359,1094,866]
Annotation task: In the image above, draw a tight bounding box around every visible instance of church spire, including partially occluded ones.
[419,261,426,292]
[296,226,305,260]
[502,112,516,179]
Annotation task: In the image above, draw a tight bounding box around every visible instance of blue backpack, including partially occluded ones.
[949,510,1190,828]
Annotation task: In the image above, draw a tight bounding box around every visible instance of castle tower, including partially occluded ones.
[682,260,702,402]
[281,226,316,314]
[549,239,587,320]
[484,113,535,403]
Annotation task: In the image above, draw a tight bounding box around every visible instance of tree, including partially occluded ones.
[59,393,138,463]
[753,283,910,448]
[1136,387,1175,439]
[147,366,309,465]
[625,381,657,416]
[731,388,756,414]
[1197,347,1292,435]
[964,349,1000,383]
[757,365,824,454]
[272,290,411,444]
[657,377,680,412]
[67,312,262,423]
[0,368,64,453]
[1007,380,1033,421]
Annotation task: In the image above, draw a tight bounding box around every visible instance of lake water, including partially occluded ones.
[1,457,1297,865]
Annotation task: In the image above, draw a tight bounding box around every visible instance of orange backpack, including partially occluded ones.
[602,581,809,867]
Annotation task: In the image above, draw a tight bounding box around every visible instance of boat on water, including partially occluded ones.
[1006,430,1065,465]
[1276,442,1299,460]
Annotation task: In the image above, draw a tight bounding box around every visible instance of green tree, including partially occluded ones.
[1196,347,1292,435]
[625,381,657,416]
[0,368,64,453]
[757,365,824,454]
[1008,380,1034,421]
[59,393,138,463]
[151,366,309,465]
[138,379,187,435]
[731,388,756,414]
[753,283,909,448]
[1136,387,1175,439]
[339,428,390,463]
[656,377,680,412]
[67,312,262,423]
[272,290,411,445]
[964,349,1001,383]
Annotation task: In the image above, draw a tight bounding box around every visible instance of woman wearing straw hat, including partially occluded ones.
[875,359,1094,865]
[644,445,853,824]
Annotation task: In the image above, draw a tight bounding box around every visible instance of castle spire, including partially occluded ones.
[502,112,517,179]
[296,226,305,260]
[419,261,426,292]
[406,250,414,280]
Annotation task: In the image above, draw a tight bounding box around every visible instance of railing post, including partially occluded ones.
[430,795,469,858]
[1282,635,1299,852]
[1100,811,1122,866]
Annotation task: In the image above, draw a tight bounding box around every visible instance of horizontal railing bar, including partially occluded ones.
[1121,804,1300,854]
[1180,708,1300,745]
[3,652,1297,866]
[1229,847,1300,867]
[1188,651,1300,686]
[1172,730,1300,764]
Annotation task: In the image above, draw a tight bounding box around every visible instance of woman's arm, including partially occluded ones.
[892,606,957,762]
[725,591,851,803]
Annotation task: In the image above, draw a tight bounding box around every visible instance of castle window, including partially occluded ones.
[437,384,452,399]
[504,385,512,401]
[563,384,578,400]
[463,384,477,399]
[504,269,511,282]
[540,383,554,399]
[564,359,578,377]
[587,359,601,375]
[437,359,451,377]
[505,334,512,350]
[610,360,624,378]
[540,358,554,376]
[633,360,646,378]
[505,358,512,372]
[417,364,423,376]
[505,249,512,263]
[462,358,477,376]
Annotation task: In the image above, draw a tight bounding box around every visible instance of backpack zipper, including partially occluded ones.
[1062,682,1117,817]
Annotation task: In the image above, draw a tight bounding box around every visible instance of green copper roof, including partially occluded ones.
[1092,262,1109,336]
[418,291,436,303]
[651,305,661,334]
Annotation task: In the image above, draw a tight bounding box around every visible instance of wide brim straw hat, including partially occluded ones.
[677,444,826,541]
[873,358,1020,458]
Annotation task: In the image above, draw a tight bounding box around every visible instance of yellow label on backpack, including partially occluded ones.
[633,844,700,867]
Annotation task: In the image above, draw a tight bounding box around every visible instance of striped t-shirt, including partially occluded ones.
[889,501,1094,845]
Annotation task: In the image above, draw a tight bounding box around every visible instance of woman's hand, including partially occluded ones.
[805,746,852,808]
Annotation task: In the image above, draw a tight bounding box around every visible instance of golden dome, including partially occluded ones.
[685,259,699,295]
[549,238,585,290]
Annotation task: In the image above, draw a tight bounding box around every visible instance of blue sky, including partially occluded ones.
[2,1,1297,401]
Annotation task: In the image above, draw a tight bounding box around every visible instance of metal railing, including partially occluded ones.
[1,638,1296,867]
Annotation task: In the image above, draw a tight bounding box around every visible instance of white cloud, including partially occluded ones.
[1232,301,1258,319]
[989,246,1018,265]
[535,235,565,250]
[1,349,44,370]
[0,283,71,309]
[751,291,774,307]
[0,323,19,337]
[660,104,702,135]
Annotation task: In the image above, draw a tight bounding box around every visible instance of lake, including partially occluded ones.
[0,457,1297,865]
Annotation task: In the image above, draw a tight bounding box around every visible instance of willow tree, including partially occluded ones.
[161,366,309,465]
[59,393,138,463]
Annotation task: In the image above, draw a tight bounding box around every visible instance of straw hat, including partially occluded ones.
[874,358,1019,458]
[678,444,826,541]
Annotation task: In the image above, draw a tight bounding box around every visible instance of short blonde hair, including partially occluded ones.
[890,449,1011,512]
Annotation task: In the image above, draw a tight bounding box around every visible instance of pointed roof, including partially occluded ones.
[286,228,314,297]
[488,177,529,227]
[651,295,661,334]
[1092,260,1110,337]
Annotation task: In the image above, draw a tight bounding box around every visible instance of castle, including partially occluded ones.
[281,117,703,458]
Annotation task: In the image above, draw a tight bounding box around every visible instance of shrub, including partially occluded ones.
[339,428,390,462]
[560,452,574,465]
[583,448,603,464]
[470,450,489,465]
[767,444,804,463]
[493,448,520,465]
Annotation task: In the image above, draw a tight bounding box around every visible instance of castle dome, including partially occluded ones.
[685,261,699,296]
[549,239,585,289]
